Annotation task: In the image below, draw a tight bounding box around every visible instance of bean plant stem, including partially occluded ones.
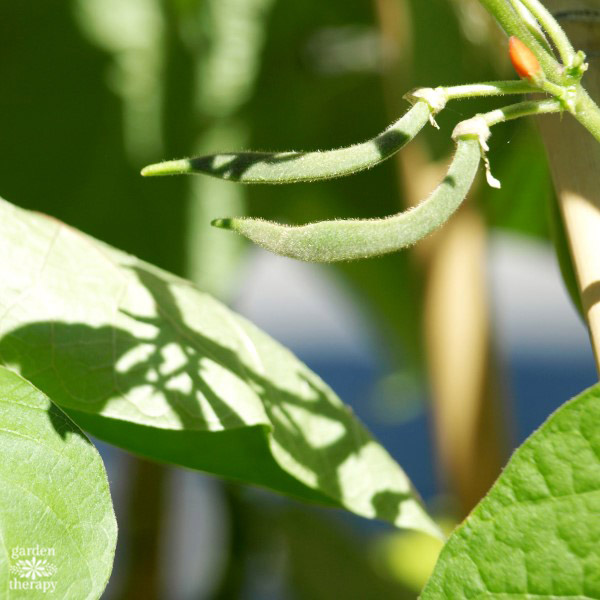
[453,98,563,143]
[477,0,564,82]
[572,84,600,143]
[476,0,600,140]
[442,80,540,99]
[512,0,576,65]
[507,0,554,53]
[481,97,563,126]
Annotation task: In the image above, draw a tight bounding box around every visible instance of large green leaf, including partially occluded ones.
[422,384,600,598]
[0,366,116,599]
[0,197,438,537]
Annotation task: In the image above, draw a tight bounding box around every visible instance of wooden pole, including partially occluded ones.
[537,0,600,375]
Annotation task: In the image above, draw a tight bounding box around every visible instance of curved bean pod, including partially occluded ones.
[211,139,481,262]
[141,102,431,183]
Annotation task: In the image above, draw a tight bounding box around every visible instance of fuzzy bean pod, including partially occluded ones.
[141,102,432,183]
[211,138,481,262]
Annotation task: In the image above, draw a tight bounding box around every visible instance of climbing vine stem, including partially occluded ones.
[440,80,539,100]
[477,0,564,83]
[480,97,563,126]
[512,0,576,67]
[571,84,600,143]
[507,0,553,54]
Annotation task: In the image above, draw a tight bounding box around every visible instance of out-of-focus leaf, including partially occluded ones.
[0,2,189,274]
[185,0,278,297]
[0,198,439,537]
[280,508,415,600]
[0,366,116,599]
[422,383,600,598]
[371,518,456,593]
[480,122,553,238]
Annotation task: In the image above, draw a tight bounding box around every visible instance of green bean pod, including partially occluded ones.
[141,102,432,183]
[212,139,481,262]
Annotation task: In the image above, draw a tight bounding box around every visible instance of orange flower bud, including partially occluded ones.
[509,36,541,80]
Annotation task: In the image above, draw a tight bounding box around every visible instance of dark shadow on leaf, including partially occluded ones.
[47,400,92,445]
[371,490,414,523]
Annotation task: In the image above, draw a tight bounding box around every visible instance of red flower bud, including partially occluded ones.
[509,36,541,80]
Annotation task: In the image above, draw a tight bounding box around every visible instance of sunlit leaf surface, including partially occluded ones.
[0,198,439,538]
[422,383,600,598]
[0,366,116,599]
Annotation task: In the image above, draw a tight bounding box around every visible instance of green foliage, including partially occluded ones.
[0,197,439,538]
[278,508,416,599]
[0,366,116,599]
[480,122,553,239]
[2,1,600,597]
[211,139,480,262]
[422,383,600,598]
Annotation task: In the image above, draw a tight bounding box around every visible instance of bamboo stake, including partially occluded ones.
[537,0,600,374]
[424,208,508,514]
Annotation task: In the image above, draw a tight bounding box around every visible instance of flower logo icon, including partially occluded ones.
[10,557,57,579]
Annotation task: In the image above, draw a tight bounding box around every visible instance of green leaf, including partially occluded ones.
[0,197,439,538]
[278,507,416,599]
[0,365,116,599]
[422,383,600,599]
[211,139,481,262]
[141,102,431,182]
[480,122,552,239]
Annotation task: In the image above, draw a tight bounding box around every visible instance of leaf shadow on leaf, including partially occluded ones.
[46,401,93,445]
[371,490,412,523]
[0,264,418,525]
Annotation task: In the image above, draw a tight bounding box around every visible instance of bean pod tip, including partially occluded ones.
[211,218,233,230]
[141,159,191,177]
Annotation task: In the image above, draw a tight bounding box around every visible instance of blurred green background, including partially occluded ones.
[1,1,596,598]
